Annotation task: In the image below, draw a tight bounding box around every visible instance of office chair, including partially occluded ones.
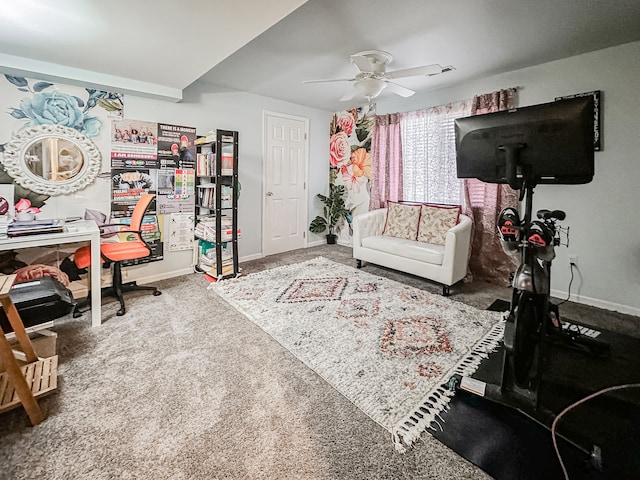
[73,193,161,316]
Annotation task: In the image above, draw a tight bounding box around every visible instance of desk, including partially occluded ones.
[0,220,102,326]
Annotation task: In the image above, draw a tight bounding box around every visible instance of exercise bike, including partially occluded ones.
[448,169,610,466]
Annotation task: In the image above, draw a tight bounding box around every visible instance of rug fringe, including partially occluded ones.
[392,320,506,453]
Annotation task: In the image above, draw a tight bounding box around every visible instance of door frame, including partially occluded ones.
[261,110,310,257]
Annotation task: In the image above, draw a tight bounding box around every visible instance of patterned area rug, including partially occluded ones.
[209,257,504,452]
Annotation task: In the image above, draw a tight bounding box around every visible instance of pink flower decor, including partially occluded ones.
[350,148,372,180]
[341,165,367,193]
[330,132,350,167]
[336,111,356,135]
[15,198,41,214]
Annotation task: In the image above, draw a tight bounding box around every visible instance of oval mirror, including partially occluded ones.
[2,124,102,196]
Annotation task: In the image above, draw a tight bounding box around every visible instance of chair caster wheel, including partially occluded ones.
[153,290,162,296]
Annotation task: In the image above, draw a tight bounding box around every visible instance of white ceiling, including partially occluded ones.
[1,0,640,110]
[0,0,307,101]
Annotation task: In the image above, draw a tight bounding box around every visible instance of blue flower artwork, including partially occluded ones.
[4,75,123,138]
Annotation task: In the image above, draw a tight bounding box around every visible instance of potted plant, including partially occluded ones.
[309,184,352,244]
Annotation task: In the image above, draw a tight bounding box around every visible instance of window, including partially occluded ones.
[400,100,471,205]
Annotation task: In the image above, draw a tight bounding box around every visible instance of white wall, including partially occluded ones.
[0,76,331,284]
[108,83,331,281]
[376,41,640,316]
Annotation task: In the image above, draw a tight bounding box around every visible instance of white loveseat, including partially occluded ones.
[352,207,472,295]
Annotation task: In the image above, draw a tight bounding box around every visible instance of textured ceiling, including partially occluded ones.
[0,0,307,101]
[198,0,640,111]
[1,0,639,108]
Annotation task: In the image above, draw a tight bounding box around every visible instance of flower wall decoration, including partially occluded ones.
[15,198,41,215]
[4,74,122,138]
[0,75,123,215]
[328,105,375,244]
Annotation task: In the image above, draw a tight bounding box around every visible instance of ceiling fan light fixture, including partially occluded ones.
[354,78,386,99]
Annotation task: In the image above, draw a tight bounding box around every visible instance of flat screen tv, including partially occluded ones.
[455,96,595,189]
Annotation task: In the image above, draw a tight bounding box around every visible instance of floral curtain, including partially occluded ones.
[369,113,403,210]
[463,88,520,285]
[400,100,471,205]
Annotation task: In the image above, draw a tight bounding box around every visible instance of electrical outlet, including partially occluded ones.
[568,254,578,265]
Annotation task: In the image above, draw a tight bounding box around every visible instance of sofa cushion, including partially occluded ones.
[417,204,461,245]
[361,235,445,265]
[382,201,421,240]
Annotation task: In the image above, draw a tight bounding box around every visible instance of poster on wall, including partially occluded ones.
[157,124,196,169]
[111,119,158,168]
[109,119,163,264]
[168,212,195,252]
[111,168,157,217]
[156,123,197,214]
[329,105,376,246]
[555,90,602,151]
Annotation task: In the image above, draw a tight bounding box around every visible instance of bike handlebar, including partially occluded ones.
[536,209,566,221]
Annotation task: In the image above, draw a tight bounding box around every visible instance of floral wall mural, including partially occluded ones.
[329,104,375,245]
[0,74,123,219]
[0,75,124,277]
[5,75,122,137]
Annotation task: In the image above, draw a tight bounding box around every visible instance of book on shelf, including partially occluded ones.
[196,152,215,176]
[194,220,241,243]
[196,185,232,209]
[197,239,234,274]
[196,151,234,176]
[198,262,235,276]
[195,130,218,145]
[221,154,233,172]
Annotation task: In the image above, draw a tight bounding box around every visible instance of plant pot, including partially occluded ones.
[326,234,338,244]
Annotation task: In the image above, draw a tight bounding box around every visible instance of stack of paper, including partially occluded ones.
[7,219,65,237]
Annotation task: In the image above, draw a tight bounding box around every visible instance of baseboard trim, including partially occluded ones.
[239,253,263,262]
[134,267,195,285]
[550,288,640,317]
[307,240,325,247]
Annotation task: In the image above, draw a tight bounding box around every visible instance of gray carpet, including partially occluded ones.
[1,245,638,480]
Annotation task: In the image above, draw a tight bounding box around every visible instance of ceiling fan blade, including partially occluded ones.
[303,78,356,84]
[340,88,358,102]
[385,82,415,98]
[384,64,444,79]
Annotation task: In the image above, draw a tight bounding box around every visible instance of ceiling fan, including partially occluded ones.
[303,50,454,101]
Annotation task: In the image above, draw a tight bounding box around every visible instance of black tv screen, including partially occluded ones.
[455,96,595,189]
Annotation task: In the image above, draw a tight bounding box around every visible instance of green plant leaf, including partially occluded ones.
[97,98,123,112]
[309,216,328,234]
[356,127,368,142]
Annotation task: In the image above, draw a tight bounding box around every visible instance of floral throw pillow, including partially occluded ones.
[417,204,461,245]
[382,202,421,240]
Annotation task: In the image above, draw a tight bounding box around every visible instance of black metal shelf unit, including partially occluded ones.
[194,129,239,279]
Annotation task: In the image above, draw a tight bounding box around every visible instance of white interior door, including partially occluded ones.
[263,111,308,257]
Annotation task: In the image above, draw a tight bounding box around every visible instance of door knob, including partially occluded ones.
[266,192,273,196]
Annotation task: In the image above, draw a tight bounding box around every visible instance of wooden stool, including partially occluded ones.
[0,275,58,425]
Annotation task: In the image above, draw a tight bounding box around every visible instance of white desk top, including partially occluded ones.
[0,220,99,249]
[0,219,102,326]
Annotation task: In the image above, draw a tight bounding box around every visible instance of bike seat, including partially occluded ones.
[536,209,566,221]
